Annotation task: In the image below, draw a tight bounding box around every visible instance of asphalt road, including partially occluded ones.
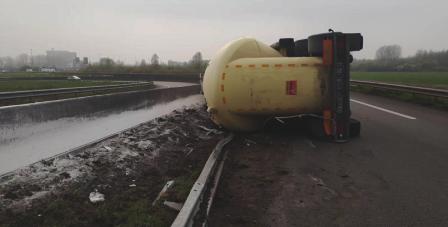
[209,92,448,227]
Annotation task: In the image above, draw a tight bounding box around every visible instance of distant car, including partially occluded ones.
[67,75,81,80]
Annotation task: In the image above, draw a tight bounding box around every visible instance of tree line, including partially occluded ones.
[81,52,208,74]
[352,45,448,72]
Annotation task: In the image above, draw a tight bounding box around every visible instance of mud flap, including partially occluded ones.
[349,118,361,138]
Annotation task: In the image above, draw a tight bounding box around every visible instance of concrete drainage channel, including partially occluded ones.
[171,134,234,227]
[0,84,202,175]
[0,83,200,125]
[0,81,153,101]
[0,81,156,106]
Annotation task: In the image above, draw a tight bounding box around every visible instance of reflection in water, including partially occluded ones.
[0,95,203,174]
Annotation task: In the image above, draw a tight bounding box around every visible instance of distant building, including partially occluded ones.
[74,57,80,65]
[46,50,77,70]
[73,57,81,69]
[72,56,89,69]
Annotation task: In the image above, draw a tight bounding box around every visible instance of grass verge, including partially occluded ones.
[351,72,448,89]
[351,85,448,110]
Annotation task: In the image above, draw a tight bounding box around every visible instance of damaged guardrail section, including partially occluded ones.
[171,134,233,227]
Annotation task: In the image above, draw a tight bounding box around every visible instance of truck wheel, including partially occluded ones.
[308,32,363,56]
[350,118,361,138]
[294,39,309,57]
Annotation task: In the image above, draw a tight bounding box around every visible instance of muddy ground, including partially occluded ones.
[208,127,303,227]
[0,104,225,227]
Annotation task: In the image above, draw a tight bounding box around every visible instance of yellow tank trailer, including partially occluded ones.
[203,31,363,142]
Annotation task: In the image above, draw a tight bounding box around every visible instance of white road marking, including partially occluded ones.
[350,99,417,120]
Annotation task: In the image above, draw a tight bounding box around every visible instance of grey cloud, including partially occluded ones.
[0,0,447,63]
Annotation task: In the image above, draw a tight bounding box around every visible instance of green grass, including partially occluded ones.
[169,169,201,202]
[351,72,448,89]
[0,80,122,92]
[351,85,448,110]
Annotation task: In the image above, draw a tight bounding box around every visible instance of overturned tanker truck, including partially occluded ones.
[202,31,363,142]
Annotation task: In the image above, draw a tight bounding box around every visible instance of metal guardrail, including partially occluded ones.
[0,82,153,101]
[350,80,448,99]
[171,134,234,227]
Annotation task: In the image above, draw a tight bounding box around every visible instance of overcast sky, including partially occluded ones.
[0,0,447,63]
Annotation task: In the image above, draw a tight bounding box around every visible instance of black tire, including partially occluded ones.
[278,38,295,57]
[294,39,309,57]
[308,32,363,56]
[349,118,361,138]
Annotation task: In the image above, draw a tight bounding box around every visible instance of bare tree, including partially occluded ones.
[376,45,402,60]
[16,53,29,67]
[151,54,159,66]
[3,57,14,69]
